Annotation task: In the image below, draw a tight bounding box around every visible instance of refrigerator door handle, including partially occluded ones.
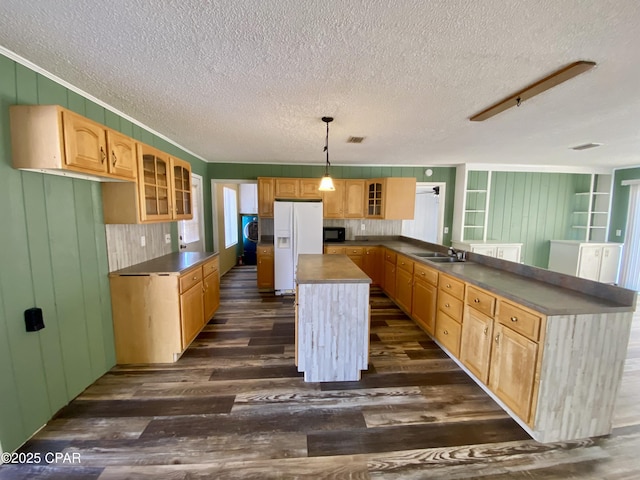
[292,207,299,282]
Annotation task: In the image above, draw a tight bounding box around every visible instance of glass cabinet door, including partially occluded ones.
[139,146,172,221]
[367,180,383,217]
[172,158,192,219]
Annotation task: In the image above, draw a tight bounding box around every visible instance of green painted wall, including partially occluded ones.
[207,163,457,246]
[610,167,640,242]
[486,171,591,268]
[0,53,209,452]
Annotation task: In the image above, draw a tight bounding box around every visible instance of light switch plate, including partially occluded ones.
[140,235,146,247]
[444,226,449,234]
[165,233,171,244]
[361,223,365,231]
[616,229,622,236]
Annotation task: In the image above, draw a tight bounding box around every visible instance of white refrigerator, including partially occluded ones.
[274,199,324,293]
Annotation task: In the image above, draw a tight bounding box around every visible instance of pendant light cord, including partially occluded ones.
[324,119,331,175]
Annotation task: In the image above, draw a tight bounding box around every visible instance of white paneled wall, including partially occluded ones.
[105,223,173,271]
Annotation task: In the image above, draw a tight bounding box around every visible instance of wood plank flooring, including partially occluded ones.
[1,265,640,479]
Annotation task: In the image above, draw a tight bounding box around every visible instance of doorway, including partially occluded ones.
[402,182,446,244]
[178,173,204,252]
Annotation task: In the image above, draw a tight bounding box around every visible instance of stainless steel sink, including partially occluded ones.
[412,252,449,258]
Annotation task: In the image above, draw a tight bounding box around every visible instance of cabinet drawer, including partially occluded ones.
[202,257,219,278]
[497,300,542,342]
[325,246,346,255]
[396,254,414,274]
[258,246,274,256]
[436,311,462,357]
[466,285,496,317]
[384,250,397,263]
[439,273,465,300]
[437,289,463,323]
[346,246,364,255]
[414,263,438,286]
[180,267,203,293]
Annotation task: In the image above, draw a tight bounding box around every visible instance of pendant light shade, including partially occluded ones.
[318,116,335,192]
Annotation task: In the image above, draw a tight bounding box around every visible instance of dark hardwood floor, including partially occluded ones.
[2,266,639,479]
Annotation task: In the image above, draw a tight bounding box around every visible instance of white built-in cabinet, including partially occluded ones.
[571,174,612,242]
[451,241,522,262]
[548,240,623,284]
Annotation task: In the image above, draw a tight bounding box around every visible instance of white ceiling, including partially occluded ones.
[2,0,640,169]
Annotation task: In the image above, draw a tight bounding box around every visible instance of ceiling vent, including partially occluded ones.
[347,136,365,144]
[571,143,602,151]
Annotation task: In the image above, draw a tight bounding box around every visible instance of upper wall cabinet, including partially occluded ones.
[258,177,275,217]
[365,178,416,220]
[102,144,193,224]
[10,105,137,182]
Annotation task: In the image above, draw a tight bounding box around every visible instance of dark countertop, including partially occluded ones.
[297,254,371,284]
[109,252,218,276]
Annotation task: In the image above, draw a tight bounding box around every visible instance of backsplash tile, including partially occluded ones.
[105,223,173,271]
[324,219,402,240]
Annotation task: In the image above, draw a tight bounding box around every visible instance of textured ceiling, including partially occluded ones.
[1,0,640,169]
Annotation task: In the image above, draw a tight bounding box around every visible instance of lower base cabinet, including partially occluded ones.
[460,307,494,384]
[257,245,274,289]
[411,263,438,335]
[110,257,220,364]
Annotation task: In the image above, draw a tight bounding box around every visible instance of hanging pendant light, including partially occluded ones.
[318,116,335,191]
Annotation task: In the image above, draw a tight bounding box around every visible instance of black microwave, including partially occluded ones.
[323,227,346,243]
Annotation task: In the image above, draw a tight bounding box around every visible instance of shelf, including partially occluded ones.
[464,225,484,229]
[465,210,485,213]
[466,190,487,193]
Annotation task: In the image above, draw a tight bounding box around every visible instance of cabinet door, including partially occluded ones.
[435,311,462,357]
[362,247,381,285]
[138,145,173,221]
[460,308,494,384]
[172,158,193,220]
[106,130,136,179]
[577,245,601,281]
[62,110,108,173]
[299,178,321,198]
[258,178,275,217]
[471,245,496,257]
[203,272,220,323]
[323,179,345,218]
[496,245,520,262]
[489,323,538,422]
[412,278,437,335]
[344,180,365,218]
[384,260,396,299]
[395,267,413,313]
[346,247,364,269]
[599,245,622,283]
[366,180,384,218]
[257,247,274,289]
[275,178,299,198]
[180,282,204,349]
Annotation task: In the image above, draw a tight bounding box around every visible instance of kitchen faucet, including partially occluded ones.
[448,247,466,261]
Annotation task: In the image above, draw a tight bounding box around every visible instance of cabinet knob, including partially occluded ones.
[495,333,500,344]
[193,276,198,280]
[421,272,425,276]
[111,150,117,167]
[443,330,449,335]
[483,327,488,335]
[510,316,518,322]
[474,298,480,303]
[446,284,451,288]
[100,146,106,164]
[444,303,450,308]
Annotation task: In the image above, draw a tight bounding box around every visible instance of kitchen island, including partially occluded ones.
[296,254,371,382]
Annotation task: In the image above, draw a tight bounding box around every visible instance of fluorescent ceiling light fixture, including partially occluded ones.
[470,61,596,122]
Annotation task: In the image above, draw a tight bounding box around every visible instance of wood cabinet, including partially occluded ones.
[346,246,364,269]
[258,177,275,217]
[383,249,397,299]
[394,254,414,313]
[344,180,366,218]
[411,263,438,335]
[548,241,623,284]
[203,256,220,323]
[109,255,219,364]
[362,246,382,285]
[275,178,299,198]
[257,245,274,289]
[323,179,345,218]
[10,104,137,181]
[460,285,496,384]
[324,246,346,255]
[179,267,205,349]
[299,178,321,198]
[489,322,539,422]
[435,273,465,356]
[365,178,416,219]
[101,144,193,224]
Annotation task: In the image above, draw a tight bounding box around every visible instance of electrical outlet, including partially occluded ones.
[140,235,146,247]
[444,226,449,234]
[616,229,622,236]
[361,223,365,231]
[165,233,171,244]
